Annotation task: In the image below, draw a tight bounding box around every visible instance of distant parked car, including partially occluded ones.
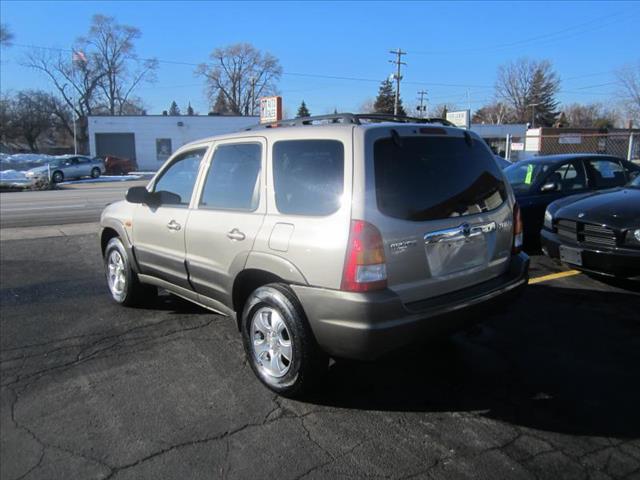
[504,154,640,246]
[541,174,640,279]
[103,155,138,176]
[25,155,105,183]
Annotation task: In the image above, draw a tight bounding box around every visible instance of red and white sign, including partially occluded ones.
[260,96,283,124]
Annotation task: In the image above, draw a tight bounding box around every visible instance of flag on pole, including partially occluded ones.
[72,50,87,63]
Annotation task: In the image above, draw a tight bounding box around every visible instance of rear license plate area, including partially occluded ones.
[426,235,487,276]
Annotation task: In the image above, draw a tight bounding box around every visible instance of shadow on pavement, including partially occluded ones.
[303,284,640,439]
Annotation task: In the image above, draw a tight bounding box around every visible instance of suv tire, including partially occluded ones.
[241,283,328,397]
[104,237,156,306]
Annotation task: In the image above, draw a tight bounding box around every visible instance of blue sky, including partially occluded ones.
[1,0,638,117]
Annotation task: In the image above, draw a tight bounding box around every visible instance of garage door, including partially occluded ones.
[95,133,136,161]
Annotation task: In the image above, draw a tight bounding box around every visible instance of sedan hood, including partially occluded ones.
[27,166,50,174]
[555,187,640,228]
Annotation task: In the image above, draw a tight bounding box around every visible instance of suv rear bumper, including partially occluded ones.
[291,253,529,360]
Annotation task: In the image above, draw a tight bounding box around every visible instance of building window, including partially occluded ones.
[156,138,172,162]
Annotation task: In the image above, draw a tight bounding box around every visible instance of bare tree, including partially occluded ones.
[495,58,560,126]
[472,102,513,124]
[1,23,14,46]
[80,14,158,115]
[616,62,640,126]
[3,91,63,152]
[23,48,104,150]
[431,103,457,119]
[22,14,156,152]
[562,103,619,129]
[196,43,282,115]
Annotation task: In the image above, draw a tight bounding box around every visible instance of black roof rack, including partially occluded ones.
[244,113,456,130]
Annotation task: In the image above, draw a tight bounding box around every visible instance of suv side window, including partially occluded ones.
[544,161,586,192]
[199,143,262,211]
[585,158,627,188]
[273,140,344,216]
[153,149,206,206]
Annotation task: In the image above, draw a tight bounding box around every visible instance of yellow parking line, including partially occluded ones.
[529,270,582,284]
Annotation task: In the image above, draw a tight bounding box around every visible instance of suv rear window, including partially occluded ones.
[273,140,344,216]
[374,135,506,221]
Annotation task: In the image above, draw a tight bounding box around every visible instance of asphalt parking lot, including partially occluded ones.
[1,232,639,480]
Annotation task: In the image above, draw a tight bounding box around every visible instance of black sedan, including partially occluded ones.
[504,154,640,247]
[540,175,640,279]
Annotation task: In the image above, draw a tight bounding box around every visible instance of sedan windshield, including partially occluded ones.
[504,161,550,194]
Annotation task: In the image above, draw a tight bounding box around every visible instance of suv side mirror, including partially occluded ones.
[540,182,559,193]
[126,186,150,204]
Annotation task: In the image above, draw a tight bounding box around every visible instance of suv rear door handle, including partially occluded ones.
[167,220,182,231]
[227,228,246,241]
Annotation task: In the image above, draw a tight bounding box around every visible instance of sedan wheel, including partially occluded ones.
[91,167,101,178]
[51,171,63,183]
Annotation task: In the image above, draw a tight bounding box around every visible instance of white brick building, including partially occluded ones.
[88,115,258,171]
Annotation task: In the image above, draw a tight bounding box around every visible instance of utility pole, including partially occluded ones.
[250,77,257,116]
[417,90,428,118]
[389,48,407,116]
[527,103,539,129]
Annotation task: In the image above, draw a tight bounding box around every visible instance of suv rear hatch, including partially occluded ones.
[364,127,514,305]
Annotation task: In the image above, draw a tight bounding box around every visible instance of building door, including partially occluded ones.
[95,133,136,162]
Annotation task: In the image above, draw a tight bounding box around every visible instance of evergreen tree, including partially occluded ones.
[168,101,180,116]
[212,90,230,115]
[528,67,560,127]
[296,100,310,118]
[373,79,405,116]
[186,102,194,116]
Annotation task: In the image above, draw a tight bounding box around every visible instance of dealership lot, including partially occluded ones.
[1,232,639,480]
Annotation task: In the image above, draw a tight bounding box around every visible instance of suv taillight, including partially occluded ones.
[512,202,523,254]
[341,220,388,292]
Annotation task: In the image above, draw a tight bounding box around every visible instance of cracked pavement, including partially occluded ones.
[1,234,639,479]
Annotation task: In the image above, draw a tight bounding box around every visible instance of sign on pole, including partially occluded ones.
[446,110,471,129]
[260,96,283,124]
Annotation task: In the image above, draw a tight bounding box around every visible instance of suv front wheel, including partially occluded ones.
[104,237,156,306]
[241,284,328,397]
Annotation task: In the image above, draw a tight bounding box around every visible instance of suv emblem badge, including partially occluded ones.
[389,239,417,253]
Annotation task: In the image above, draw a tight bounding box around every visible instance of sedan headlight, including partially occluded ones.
[626,228,640,246]
[543,209,553,230]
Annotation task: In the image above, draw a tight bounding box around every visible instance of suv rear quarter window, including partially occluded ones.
[374,135,506,221]
[272,140,344,216]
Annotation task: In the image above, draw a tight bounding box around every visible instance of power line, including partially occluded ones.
[409,11,633,55]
